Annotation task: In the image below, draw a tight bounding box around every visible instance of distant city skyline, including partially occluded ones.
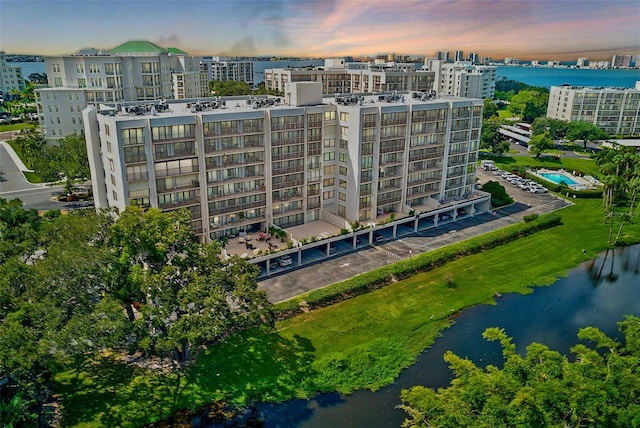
[1,0,638,60]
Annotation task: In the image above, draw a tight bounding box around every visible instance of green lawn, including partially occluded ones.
[482,154,601,176]
[54,199,640,427]
[0,122,36,133]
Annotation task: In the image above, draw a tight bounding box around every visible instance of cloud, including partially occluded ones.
[224,37,258,56]
[155,34,181,48]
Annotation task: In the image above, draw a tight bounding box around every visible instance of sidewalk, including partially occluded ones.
[0,140,33,172]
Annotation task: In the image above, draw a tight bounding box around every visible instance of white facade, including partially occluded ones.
[200,57,254,86]
[547,85,640,136]
[426,60,496,99]
[576,58,589,68]
[0,51,25,98]
[36,41,206,141]
[264,59,435,95]
[84,83,486,242]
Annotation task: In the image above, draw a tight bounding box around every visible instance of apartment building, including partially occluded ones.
[425,60,496,99]
[264,59,435,95]
[201,56,254,86]
[547,85,640,136]
[84,82,487,244]
[0,51,25,98]
[611,54,632,68]
[36,41,207,141]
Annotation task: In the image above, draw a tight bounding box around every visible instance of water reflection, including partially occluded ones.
[197,245,640,427]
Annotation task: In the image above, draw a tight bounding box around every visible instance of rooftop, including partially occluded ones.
[95,90,475,120]
[110,40,169,54]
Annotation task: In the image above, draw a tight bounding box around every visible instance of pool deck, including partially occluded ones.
[532,168,599,190]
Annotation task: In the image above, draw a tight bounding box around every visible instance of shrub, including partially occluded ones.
[523,213,539,223]
[481,181,513,207]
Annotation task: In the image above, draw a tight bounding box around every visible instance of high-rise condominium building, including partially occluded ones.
[201,56,254,87]
[468,52,479,64]
[547,85,640,136]
[36,41,207,141]
[436,51,450,62]
[424,60,496,100]
[0,51,25,98]
[454,51,464,62]
[611,55,632,68]
[264,59,435,95]
[576,58,589,68]
[84,82,488,246]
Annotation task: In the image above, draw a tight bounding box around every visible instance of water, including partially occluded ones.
[540,172,577,185]
[13,61,637,89]
[244,245,640,427]
[496,65,640,88]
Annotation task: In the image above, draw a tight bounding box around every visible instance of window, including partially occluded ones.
[78,78,86,88]
[105,124,110,136]
[339,179,347,189]
[323,190,335,200]
[54,77,62,86]
[122,128,144,145]
[76,63,84,73]
[112,191,118,201]
[338,204,346,217]
[340,111,349,121]
[89,63,101,73]
[339,153,347,163]
[323,138,335,148]
[323,152,335,161]
[111,174,116,185]
[339,166,348,176]
[324,111,336,120]
[340,126,348,136]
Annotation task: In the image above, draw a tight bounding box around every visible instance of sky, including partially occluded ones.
[0,0,639,61]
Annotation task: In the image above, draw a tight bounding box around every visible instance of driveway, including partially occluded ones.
[0,141,64,211]
[258,175,569,303]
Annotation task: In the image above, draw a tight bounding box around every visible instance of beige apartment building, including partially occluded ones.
[547,84,640,136]
[84,82,488,251]
[264,59,435,95]
[36,41,207,141]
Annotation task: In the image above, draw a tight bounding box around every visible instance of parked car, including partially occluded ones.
[530,186,548,194]
[276,254,293,267]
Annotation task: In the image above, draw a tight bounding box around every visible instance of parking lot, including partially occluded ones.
[258,173,569,303]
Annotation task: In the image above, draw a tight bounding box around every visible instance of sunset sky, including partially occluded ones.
[1,0,638,60]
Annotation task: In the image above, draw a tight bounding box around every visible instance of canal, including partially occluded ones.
[208,245,640,427]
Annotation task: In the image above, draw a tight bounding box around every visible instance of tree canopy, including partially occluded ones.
[399,316,640,428]
[480,118,509,155]
[566,121,609,149]
[0,202,273,424]
[507,89,549,122]
[531,117,569,140]
[527,131,554,159]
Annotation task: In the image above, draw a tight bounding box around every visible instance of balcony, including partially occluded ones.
[125,154,147,164]
[273,178,304,190]
[272,136,304,146]
[271,122,304,131]
[155,166,199,178]
[127,171,149,181]
[154,149,196,161]
[272,151,304,161]
[157,181,200,194]
[158,197,200,209]
[272,165,304,175]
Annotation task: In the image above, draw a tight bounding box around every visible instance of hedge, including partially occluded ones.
[273,213,562,319]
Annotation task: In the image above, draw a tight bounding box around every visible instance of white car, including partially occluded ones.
[530,186,548,194]
[276,254,293,266]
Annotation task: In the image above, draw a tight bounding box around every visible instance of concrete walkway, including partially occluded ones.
[0,140,33,172]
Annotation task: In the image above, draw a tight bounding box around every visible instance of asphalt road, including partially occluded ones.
[0,142,64,211]
[259,172,568,303]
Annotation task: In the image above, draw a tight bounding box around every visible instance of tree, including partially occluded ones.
[566,121,609,150]
[480,118,509,155]
[507,89,549,122]
[209,79,252,96]
[527,131,554,159]
[108,206,273,363]
[27,73,48,85]
[13,130,46,170]
[399,316,640,428]
[531,117,568,140]
[594,146,640,245]
[482,98,498,119]
[481,181,513,207]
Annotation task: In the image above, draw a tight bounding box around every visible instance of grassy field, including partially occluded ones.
[0,122,36,133]
[53,198,640,427]
[482,154,601,177]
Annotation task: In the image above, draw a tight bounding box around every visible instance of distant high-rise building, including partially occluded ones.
[469,52,479,64]
[436,51,450,62]
[612,54,632,68]
[200,56,254,87]
[431,61,497,99]
[0,51,25,99]
[36,40,207,141]
[265,59,434,94]
[576,58,589,68]
[504,57,519,65]
[547,85,640,136]
[454,50,464,62]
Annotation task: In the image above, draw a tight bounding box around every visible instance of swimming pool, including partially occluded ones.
[540,172,578,185]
